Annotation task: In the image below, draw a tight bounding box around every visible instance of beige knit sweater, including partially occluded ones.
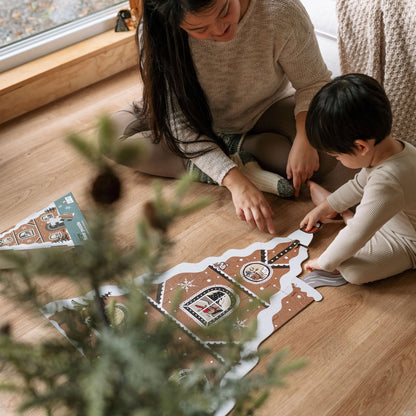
[336,0,416,146]
[176,0,331,185]
[319,141,416,272]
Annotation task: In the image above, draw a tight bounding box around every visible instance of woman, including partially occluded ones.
[111,0,336,234]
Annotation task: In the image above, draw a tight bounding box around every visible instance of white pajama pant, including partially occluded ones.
[338,226,415,285]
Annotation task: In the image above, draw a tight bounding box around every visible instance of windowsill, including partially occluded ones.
[0,29,137,125]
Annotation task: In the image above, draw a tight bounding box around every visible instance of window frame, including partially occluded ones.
[0,2,129,72]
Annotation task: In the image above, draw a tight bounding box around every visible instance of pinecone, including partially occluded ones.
[91,169,122,205]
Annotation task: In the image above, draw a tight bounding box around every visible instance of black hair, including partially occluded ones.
[305,73,392,154]
[137,0,227,159]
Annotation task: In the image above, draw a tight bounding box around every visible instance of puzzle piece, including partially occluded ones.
[0,193,88,269]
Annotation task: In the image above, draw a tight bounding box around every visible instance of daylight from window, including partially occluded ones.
[0,0,125,48]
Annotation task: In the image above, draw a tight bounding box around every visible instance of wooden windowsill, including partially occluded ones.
[0,29,137,125]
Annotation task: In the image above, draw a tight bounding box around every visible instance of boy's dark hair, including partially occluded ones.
[305,73,392,154]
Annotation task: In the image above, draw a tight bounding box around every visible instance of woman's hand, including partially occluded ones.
[222,167,275,234]
[300,199,337,232]
[286,111,319,196]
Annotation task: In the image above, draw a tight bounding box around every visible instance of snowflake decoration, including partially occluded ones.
[178,277,196,293]
[234,318,248,329]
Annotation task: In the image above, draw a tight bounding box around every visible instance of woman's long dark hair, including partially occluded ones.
[137,0,227,158]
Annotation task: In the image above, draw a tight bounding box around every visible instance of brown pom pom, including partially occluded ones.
[91,170,122,205]
[0,323,11,336]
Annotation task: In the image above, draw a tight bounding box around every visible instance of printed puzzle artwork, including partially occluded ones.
[144,228,321,360]
[41,227,329,414]
[0,192,88,251]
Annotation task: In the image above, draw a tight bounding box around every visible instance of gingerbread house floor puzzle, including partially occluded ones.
[0,193,88,269]
[40,223,347,415]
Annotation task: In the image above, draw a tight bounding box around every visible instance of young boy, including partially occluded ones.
[300,73,416,285]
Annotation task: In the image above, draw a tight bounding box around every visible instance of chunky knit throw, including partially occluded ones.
[336,0,416,145]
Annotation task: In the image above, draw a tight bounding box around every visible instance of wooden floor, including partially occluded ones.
[0,67,415,416]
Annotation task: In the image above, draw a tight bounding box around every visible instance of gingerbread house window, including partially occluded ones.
[0,237,13,246]
[46,221,65,231]
[18,229,36,239]
[180,286,239,327]
[49,232,63,241]
[241,262,273,284]
[41,213,54,221]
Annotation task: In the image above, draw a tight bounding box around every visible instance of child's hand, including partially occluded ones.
[300,199,337,231]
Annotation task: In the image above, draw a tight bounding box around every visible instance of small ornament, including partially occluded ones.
[115,10,131,32]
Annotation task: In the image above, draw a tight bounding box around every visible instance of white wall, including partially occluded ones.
[301,0,340,77]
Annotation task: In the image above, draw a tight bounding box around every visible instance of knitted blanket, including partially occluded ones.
[336,0,416,145]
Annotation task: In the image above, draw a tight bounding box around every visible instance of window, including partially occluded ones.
[0,0,129,72]
[181,286,239,327]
